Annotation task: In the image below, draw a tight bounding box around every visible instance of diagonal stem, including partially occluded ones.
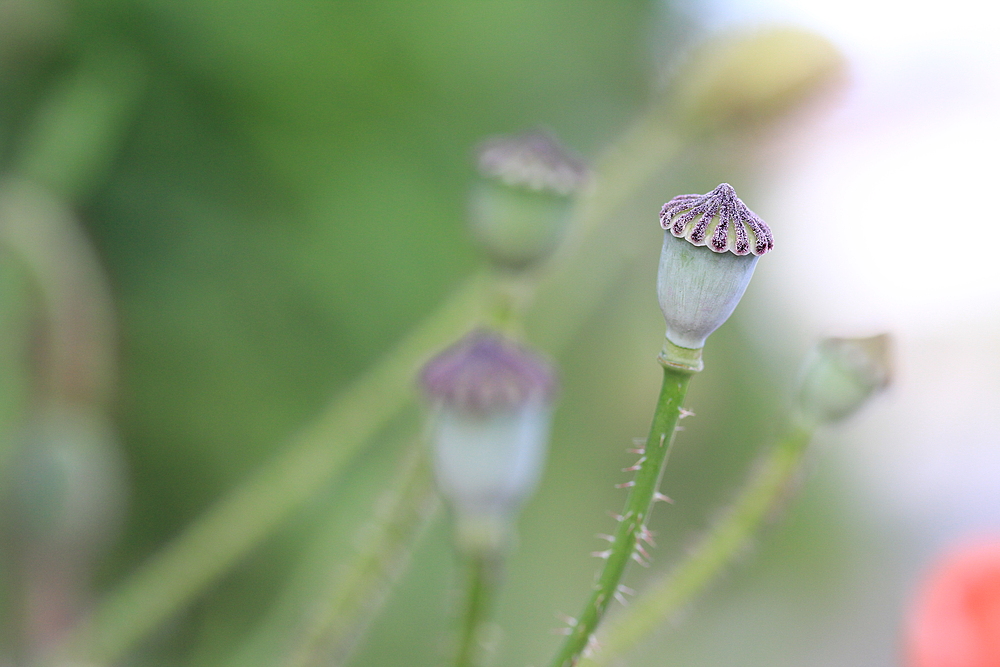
[279,444,439,667]
[582,422,814,665]
[548,360,696,667]
[453,553,503,667]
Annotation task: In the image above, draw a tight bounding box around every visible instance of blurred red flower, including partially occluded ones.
[907,538,1000,667]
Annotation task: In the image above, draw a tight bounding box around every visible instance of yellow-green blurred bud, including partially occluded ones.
[470,130,588,270]
[796,334,892,426]
[671,27,844,132]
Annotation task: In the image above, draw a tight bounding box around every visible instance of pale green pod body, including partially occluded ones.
[430,400,551,550]
[657,233,759,349]
[469,181,571,270]
[11,403,126,555]
[470,129,587,271]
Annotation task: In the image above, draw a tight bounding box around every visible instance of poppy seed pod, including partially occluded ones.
[796,334,891,425]
[420,330,557,552]
[656,184,772,359]
[470,130,588,270]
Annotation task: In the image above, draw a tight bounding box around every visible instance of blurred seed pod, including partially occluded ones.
[795,334,892,425]
[470,129,588,271]
[8,403,126,558]
[670,27,844,133]
[420,330,556,553]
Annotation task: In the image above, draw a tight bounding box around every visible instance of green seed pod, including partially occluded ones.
[796,334,892,425]
[8,403,126,556]
[470,130,588,271]
[420,330,556,553]
[671,27,844,132]
[657,184,772,364]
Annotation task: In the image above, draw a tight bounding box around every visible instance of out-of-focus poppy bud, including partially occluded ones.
[671,27,844,133]
[9,403,125,555]
[470,130,588,271]
[420,330,557,554]
[795,334,891,426]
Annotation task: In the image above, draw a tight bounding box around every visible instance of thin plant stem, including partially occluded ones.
[278,443,439,667]
[548,361,696,667]
[228,273,541,667]
[582,422,814,666]
[454,554,502,667]
[0,182,117,408]
[0,183,122,664]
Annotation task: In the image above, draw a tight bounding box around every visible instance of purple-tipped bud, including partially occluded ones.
[796,334,892,425]
[470,130,588,270]
[420,330,557,552]
[657,184,772,354]
[420,330,556,414]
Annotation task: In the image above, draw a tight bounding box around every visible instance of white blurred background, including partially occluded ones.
[727,0,1000,545]
[644,1,1000,664]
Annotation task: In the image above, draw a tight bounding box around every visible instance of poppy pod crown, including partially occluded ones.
[656,184,772,352]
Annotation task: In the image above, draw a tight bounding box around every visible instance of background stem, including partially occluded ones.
[454,553,502,667]
[278,444,438,667]
[548,363,694,667]
[583,422,814,665]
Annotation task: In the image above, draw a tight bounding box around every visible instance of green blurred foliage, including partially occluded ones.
[32,0,651,552]
[0,2,874,666]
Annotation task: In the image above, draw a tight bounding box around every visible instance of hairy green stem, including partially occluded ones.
[549,361,696,667]
[278,444,439,667]
[582,422,813,666]
[454,554,502,667]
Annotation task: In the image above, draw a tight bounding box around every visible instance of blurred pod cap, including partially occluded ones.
[671,27,844,132]
[420,330,556,552]
[470,129,588,270]
[656,184,770,355]
[796,334,891,425]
